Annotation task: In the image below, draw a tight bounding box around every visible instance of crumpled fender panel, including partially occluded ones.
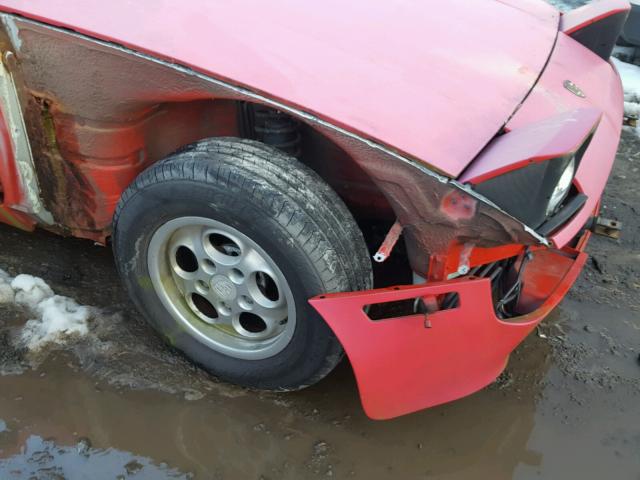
[310,245,587,420]
[0,16,545,262]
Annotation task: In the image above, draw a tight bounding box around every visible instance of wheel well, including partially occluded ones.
[32,92,412,286]
[133,100,411,287]
[233,102,412,288]
[134,99,410,287]
[145,99,399,242]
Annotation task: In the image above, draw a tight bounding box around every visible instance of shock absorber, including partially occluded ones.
[239,103,302,158]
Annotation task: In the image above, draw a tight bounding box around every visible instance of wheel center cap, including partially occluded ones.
[210,275,237,301]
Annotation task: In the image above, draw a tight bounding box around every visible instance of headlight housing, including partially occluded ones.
[546,158,576,217]
[473,135,590,231]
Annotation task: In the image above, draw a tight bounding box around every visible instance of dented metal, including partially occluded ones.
[0,15,546,264]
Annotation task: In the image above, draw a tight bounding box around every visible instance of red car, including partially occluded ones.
[0,0,628,419]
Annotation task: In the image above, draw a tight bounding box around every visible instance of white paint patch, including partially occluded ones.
[0,270,92,350]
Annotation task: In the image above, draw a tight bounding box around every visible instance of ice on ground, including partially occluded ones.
[20,296,90,350]
[0,282,14,303]
[11,274,54,306]
[0,269,92,350]
[613,58,640,104]
[545,0,588,11]
[0,269,14,303]
[612,58,640,135]
[613,45,637,63]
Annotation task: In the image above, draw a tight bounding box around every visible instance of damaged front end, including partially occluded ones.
[311,0,629,419]
[0,2,627,420]
[311,242,588,420]
[309,122,597,419]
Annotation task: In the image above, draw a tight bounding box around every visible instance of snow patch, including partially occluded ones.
[612,57,640,135]
[613,57,640,104]
[545,0,588,11]
[11,274,54,306]
[0,270,92,350]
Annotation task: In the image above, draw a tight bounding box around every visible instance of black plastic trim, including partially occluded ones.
[474,156,573,229]
[570,11,629,60]
[537,193,588,237]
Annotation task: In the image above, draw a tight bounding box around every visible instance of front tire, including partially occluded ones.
[113,138,372,390]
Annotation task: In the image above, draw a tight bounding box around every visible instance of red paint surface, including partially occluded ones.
[0,105,21,206]
[0,105,35,230]
[374,221,403,262]
[49,101,236,235]
[505,33,624,247]
[459,108,601,184]
[432,243,534,281]
[310,245,587,419]
[0,0,559,177]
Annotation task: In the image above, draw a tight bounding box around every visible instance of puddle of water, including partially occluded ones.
[0,223,638,479]
[0,435,188,480]
[0,344,550,479]
[1,304,634,480]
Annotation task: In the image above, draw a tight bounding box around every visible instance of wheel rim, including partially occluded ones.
[148,217,296,360]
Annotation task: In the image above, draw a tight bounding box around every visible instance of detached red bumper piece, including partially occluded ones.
[310,244,588,420]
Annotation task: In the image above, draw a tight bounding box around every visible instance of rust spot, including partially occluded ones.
[440,191,477,221]
[24,94,97,233]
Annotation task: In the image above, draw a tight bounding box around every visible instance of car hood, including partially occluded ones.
[0,0,559,177]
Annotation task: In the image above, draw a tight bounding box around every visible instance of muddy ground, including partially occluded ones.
[0,129,638,479]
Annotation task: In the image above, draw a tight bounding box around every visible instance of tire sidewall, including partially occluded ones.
[115,179,342,389]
